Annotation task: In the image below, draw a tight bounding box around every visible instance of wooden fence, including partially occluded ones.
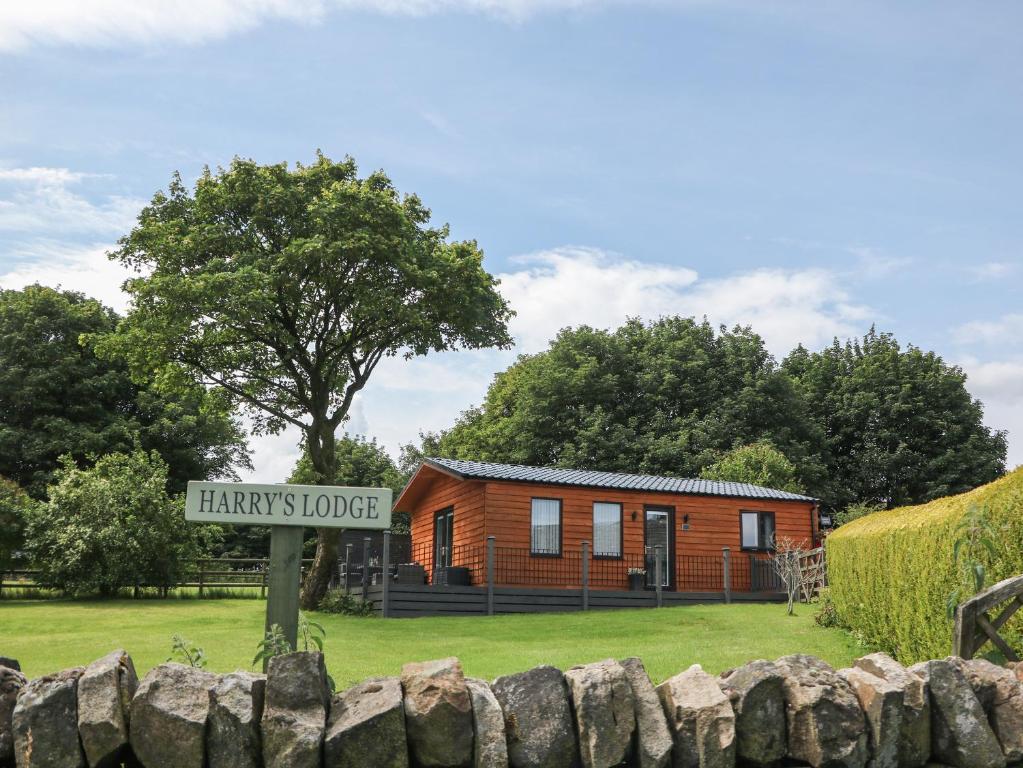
[954,573,1023,661]
[0,558,314,598]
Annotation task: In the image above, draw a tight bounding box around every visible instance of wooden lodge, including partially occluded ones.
[393,458,820,600]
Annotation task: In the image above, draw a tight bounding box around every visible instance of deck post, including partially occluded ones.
[581,540,590,611]
[722,547,731,604]
[361,537,371,603]
[654,545,663,608]
[486,536,496,616]
[953,601,976,658]
[343,544,353,592]
[381,531,391,618]
[198,560,205,598]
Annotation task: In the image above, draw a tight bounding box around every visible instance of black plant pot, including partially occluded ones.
[628,573,646,591]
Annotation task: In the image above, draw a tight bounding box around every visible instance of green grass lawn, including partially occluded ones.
[0,599,866,688]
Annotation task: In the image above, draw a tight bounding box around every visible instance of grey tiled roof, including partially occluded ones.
[424,457,816,502]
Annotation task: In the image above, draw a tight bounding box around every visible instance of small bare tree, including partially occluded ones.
[772,536,810,615]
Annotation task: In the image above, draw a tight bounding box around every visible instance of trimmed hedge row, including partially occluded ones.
[826,466,1023,664]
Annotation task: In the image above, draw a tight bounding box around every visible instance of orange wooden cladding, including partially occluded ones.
[400,465,816,590]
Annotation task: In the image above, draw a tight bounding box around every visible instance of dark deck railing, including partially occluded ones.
[394,538,783,594]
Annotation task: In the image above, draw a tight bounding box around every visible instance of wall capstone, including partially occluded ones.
[12,667,85,768]
[0,662,26,768]
[260,651,330,768]
[325,676,407,768]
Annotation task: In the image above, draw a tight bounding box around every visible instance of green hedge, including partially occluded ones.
[826,467,1023,663]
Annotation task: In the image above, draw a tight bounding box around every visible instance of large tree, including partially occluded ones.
[219,435,408,558]
[98,153,512,608]
[0,284,249,497]
[782,328,1006,510]
[700,441,805,494]
[411,317,827,491]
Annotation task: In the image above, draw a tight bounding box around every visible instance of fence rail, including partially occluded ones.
[392,539,788,595]
[0,558,315,598]
[2,534,807,606]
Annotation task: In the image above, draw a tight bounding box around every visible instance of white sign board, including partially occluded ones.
[184,481,392,530]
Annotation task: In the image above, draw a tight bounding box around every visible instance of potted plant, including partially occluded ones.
[627,567,646,591]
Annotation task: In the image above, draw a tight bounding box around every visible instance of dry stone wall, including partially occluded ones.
[3,649,1023,767]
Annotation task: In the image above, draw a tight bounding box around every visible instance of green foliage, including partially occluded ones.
[826,467,1023,663]
[700,442,804,493]
[814,587,841,628]
[24,450,215,596]
[408,318,825,491]
[833,501,884,527]
[783,328,1006,511]
[97,153,512,608]
[298,613,326,651]
[0,477,36,570]
[219,434,409,558]
[253,623,293,669]
[0,284,249,498]
[409,322,1006,514]
[318,588,375,616]
[290,434,409,536]
[168,633,207,668]
[946,504,1003,619]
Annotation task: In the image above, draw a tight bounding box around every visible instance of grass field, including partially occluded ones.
[0,600,866,687]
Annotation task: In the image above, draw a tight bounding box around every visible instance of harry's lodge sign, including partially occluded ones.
[185,481,392,529]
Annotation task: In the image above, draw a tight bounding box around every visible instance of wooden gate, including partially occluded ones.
[953,573,1023,661]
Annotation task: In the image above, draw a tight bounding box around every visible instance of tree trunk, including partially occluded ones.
[299,423,339,610]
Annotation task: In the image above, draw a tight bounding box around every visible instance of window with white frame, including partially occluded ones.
[592,502,622,557]
[740,511,776,551]
[530,498,562,556]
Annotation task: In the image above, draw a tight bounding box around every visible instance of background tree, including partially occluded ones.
[98,154,512,608]
[700,441,805,494]
[782,328,1006,510]
[0,477,36,576]
[409,317,826,491]
[219,435,409,558]
[25,450,213,596]
[0,284,249,497]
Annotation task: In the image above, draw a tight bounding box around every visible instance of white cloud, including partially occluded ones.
[497,246,869,356]
[845,246,912,279]
[0,243,133,311]
[497,246,699,351]
[953,313,1023,346]
[0,0,628,51]
[0,1,326,52]
[959,357,1023,470]
[969,261,1018,282]
[0,166,143,235]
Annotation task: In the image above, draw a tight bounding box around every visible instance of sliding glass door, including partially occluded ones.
[644,506,672,588]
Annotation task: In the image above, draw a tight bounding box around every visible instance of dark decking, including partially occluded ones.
[363,583,785,617]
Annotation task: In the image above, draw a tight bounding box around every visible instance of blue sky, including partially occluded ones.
[1,1,1020,480]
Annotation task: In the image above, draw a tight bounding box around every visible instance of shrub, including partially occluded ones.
[0,477,36,572]
[814,587,841,628]
[319,588,375,616]
[826,467,1023,663]
[25,450,215,596]
[833,500,884,527]
[700,442,805,494]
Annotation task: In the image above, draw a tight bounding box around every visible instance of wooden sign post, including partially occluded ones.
[185,481,393,651]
